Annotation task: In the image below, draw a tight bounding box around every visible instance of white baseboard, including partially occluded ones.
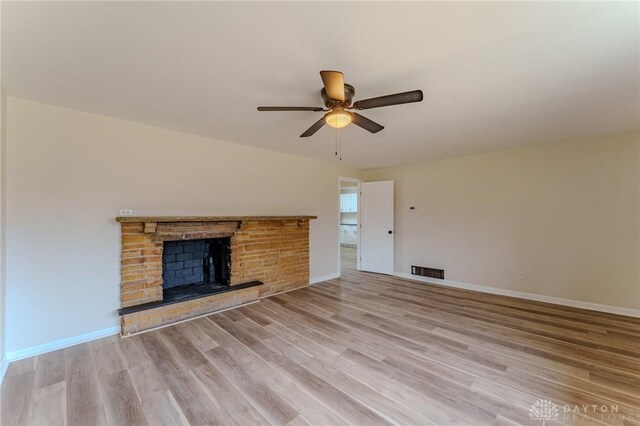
[1,273,336,368]
[310,272,340,284]
[6,326,120,363]
[1,274,336,365]
[393,272,640,319]
[4,269,634,381]
[0,354,8,385]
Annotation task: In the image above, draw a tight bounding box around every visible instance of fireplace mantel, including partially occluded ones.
[116,215,318,223]
[117,215,315,335]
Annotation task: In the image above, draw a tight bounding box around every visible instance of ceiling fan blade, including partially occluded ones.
[300,118,326,137]
[351,113,384,133]
[258,106,324,112]
[320,70,345,102]
[352,90,423,110]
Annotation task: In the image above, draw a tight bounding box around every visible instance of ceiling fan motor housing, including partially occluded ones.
[321,84,355,109]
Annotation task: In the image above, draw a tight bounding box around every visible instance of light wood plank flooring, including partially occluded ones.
[2,248,640,425]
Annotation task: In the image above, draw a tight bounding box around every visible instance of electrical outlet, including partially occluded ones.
[119,209,133,216]
[518,271,525,280]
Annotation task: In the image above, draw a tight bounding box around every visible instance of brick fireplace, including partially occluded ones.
[116,216,315,335]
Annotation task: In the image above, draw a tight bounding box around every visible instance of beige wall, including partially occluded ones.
[4,97,360,353]
[0,87,6,364]
[1,0,5,366]
[365,132,640,311]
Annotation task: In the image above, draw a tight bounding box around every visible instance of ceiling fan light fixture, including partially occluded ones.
[324,110,352,129]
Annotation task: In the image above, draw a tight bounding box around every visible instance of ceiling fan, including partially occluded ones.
[257,70,423,137]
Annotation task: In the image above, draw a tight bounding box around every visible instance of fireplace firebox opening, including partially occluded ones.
[162,237,231,302]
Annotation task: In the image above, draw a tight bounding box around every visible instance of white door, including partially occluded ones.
[359,180,394,274]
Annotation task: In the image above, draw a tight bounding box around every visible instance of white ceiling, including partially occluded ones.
[3,1,639,169]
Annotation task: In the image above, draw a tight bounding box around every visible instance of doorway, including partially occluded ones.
[338,177,361,273]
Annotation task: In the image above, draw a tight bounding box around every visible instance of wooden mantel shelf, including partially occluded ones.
[116,215,318,223]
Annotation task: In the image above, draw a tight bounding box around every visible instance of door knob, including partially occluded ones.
[388,230,393,234]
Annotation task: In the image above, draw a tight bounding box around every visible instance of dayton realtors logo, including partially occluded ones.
[529,399,559,425]
[529,399,640,424]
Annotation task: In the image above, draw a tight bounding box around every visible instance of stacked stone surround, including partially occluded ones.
[117,216,315,335]
[230,219,311,297]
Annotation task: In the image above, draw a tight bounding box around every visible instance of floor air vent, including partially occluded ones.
[411,265,445,280]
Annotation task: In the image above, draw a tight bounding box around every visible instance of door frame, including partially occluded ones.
[338,176,362,275]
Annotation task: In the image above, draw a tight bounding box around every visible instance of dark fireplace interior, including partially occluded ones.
[162,238,231,303]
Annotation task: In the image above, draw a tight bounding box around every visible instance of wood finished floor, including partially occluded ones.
[2,246,640,426]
